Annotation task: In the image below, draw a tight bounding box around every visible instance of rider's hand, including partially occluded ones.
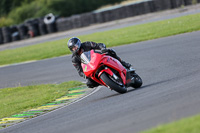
[101,48,108,53]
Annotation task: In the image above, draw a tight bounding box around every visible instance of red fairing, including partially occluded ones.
[98,68,113,78]
[81,50,127,85]
[100,55,127,85]
[81,50,103,77]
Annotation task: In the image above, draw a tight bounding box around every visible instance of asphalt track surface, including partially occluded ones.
[1,31,200,133]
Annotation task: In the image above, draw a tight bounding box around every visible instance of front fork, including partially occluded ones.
[126,68,136,87]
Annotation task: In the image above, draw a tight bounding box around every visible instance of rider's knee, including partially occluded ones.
[86,78,99,88]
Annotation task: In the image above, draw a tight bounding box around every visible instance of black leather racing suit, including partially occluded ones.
[71,41,129,88]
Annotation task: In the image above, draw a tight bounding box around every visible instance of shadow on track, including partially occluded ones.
[127,78,177,93]
[93,79,172,102]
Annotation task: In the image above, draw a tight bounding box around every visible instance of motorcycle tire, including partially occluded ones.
[132,73,142,88]
[100,72,127,94]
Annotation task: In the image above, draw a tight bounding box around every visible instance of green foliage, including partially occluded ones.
[8,1,54,24]
[0,0,35,17]
[1,0,124,26]
[0,17,14,27]
[45,0,124,17]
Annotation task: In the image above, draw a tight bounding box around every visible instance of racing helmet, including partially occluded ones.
[68,37,81,54]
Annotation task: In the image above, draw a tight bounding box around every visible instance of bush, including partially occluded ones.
[8,1,54,24]
[46,0,124,17]
[0,17,14,27]
[0,0,35,17]
[3,0,124,27]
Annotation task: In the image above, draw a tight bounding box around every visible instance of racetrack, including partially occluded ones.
[1,31,200,133]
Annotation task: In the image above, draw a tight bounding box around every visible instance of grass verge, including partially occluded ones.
[0,81,83,119]
[0,13,200,66]
[142,114,200,133]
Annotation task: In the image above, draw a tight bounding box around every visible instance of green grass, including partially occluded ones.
[142,114,200,133]
[0,13,200,66]
[0,81,83,119]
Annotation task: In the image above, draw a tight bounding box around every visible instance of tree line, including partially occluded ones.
[0,0,124,27]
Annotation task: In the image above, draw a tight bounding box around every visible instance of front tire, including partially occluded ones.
[100,73,127,94]
[132,73,143,88]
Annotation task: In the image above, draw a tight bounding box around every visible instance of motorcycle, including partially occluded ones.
[81,49,142,94]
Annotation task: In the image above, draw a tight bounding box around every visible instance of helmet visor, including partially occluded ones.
[72,44,79,52]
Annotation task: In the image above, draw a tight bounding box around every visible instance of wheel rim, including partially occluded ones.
[109,75,124,87]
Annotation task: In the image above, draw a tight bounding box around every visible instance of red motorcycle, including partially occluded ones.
[81,49,142,94]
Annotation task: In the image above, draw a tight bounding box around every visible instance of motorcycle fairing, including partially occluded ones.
[81,50,127,85]
[99,55,127,85]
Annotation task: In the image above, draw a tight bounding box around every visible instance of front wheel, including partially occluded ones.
[132,73,143,88]
[100,73,127,94]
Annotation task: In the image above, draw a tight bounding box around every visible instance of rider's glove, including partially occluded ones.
[101,48,109,53]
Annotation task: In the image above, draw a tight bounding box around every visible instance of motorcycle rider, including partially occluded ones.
[68,37,132,88]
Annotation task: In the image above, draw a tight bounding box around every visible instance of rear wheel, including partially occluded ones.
[131,73,142,88]
[100,72,127,94]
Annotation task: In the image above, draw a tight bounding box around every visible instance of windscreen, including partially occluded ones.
[80,51,91,64]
